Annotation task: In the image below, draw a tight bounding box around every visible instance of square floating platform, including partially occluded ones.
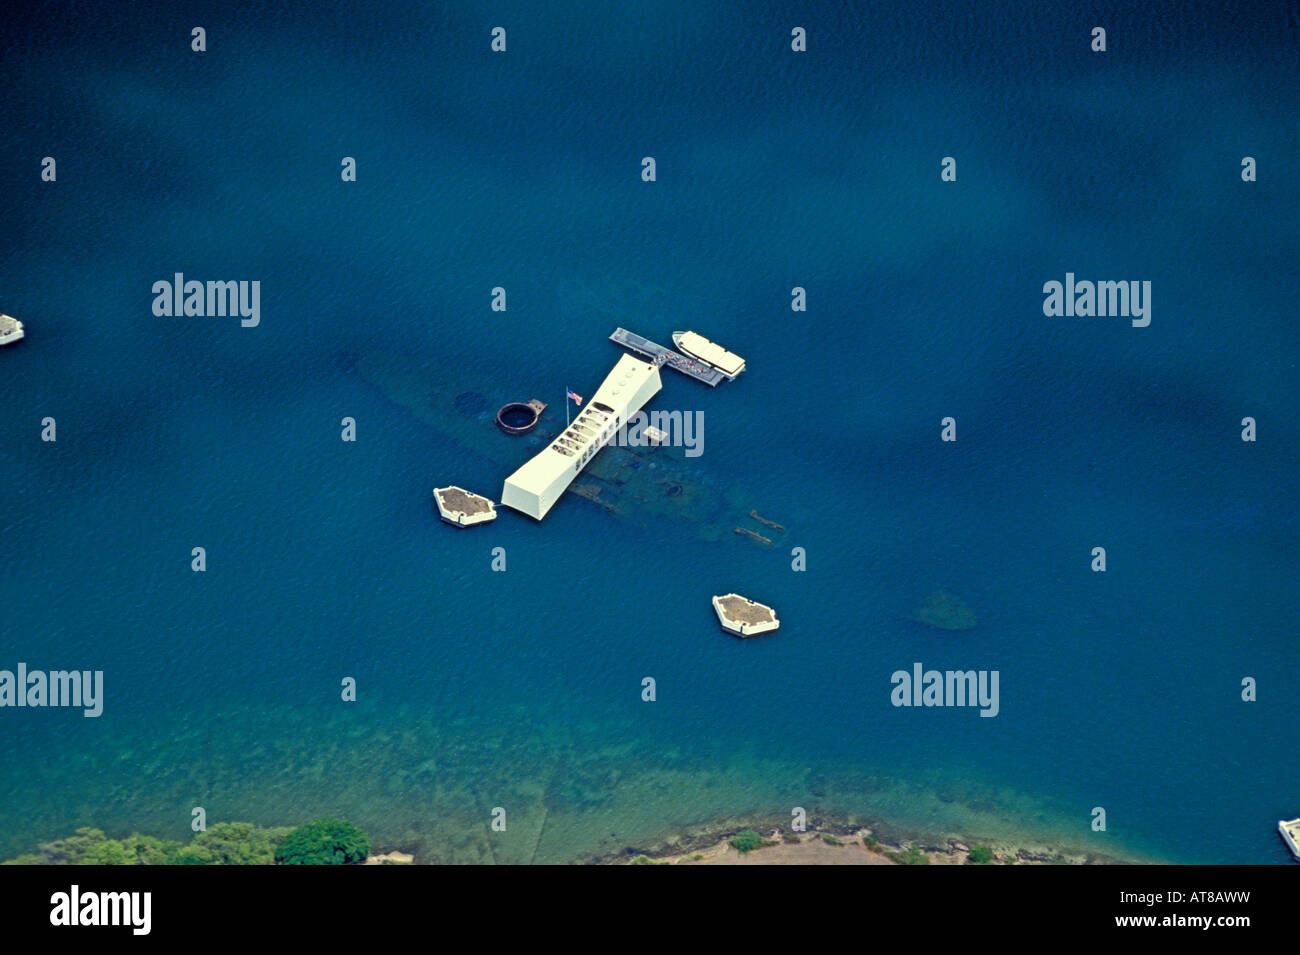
[433,486,497,528]
[0,313,24,346]
[712,593,779,638]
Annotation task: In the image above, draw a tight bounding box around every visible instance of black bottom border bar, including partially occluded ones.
[0,862,1287,940]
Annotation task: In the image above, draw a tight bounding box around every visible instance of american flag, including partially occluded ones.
[566,389,582,405]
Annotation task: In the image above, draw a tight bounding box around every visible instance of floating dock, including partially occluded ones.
[0,314,24,346]
[610,328,725,387]
[1280,818,1300,861]
[712,593,780,638]
[433,486,497,527]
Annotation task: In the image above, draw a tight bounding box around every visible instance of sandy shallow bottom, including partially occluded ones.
[0,700,1160,865]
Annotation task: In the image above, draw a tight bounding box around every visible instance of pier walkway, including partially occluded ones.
[609,328,725,387]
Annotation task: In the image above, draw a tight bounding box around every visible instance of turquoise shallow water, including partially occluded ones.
[1,1,1297,863]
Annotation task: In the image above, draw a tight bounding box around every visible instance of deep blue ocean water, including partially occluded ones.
[1,1,1297,862]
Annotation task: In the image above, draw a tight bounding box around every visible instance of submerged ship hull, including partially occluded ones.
[354,347,785,544]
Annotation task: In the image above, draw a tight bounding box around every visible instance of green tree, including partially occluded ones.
[39,828,110,864]
[274,819,370,865]
[967,845,994,865]
[4,821,327,865]
[728,830,764,854]
[193,822,291,865]
[169,845,217,865]
[121,834,184,865]
[25,828,133,865]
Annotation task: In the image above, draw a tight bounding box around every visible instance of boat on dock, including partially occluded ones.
[0,314,24,346]
[672,331,744,380]
[609,328,725,386]
[1280,818,1300,861]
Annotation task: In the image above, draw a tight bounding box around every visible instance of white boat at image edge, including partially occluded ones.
[0,314,24,346]
[671,330,745,380]
[1280,818,1300,861]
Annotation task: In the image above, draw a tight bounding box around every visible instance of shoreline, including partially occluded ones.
[0,811,1153,866]
[583,811,1142,866]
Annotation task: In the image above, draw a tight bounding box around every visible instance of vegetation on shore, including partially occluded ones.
[967,845,994,864]
[727,830,766,853]
[885,843,930,865]
[2,818,371,866]
[274,818,370,865]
